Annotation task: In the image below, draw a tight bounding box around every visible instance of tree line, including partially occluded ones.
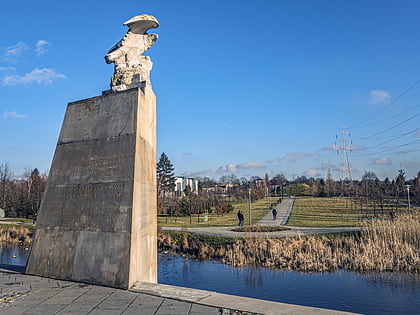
[0,162,47,218]
[1,153,419,219]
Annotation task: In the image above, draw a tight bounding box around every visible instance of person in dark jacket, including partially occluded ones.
[237,210,244,226]
[272,208,277,220]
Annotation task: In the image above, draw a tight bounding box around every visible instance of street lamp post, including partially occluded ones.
[266,187,269,210]
[405,185,411,211]
[248,188,252,225]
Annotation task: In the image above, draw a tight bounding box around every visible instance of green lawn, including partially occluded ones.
[158,197,278,227]
[287,197,392,227]
[0,218,33,223]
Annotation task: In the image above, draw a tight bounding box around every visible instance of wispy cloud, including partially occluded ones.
[283,152,319,162]
[304,169,320,177]
[2,110,28,120]
[2,68,66,86]
[216,162,266,173]
[182,169,213,177]
[371,157,392,165]
[321,145,337,152]
[181,152,192,156]
[35,40,49,55]
[368,90,391,104]
[4,42,30,57]
[0,66,16,72]
[238,162,266,169]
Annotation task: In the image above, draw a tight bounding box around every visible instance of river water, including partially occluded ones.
[1,244,419,315]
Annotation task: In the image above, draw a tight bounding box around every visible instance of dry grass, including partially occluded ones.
[159,210,419,273]
[287,197,394,227]
[0,226,32,243]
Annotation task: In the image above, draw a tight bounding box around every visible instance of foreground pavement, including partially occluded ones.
[0,266,358,314]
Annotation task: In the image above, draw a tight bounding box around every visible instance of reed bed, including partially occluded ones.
[0,226,32,243]
[159,210,419,273]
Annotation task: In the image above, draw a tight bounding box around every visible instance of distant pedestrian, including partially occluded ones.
[237,210,244,226]
[272,208,277,220]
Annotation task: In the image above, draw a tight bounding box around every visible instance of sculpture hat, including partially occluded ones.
[123,14,159,34]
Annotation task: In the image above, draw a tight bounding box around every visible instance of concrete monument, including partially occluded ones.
[25,14,158,289]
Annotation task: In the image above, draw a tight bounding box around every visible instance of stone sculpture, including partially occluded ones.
[105,14,159,92]
[26,14,158,289]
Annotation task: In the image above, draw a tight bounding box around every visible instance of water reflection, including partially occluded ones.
[0,243,29,266]
[1,246,419,315]
[158,253,420,315]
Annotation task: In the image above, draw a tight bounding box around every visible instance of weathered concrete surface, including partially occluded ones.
[25,85,157,289]
[0,270,359,314]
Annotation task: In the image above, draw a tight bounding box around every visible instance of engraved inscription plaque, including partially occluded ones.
[25,86,157,289]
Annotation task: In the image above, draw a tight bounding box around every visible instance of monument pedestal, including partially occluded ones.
[25,85,157,289]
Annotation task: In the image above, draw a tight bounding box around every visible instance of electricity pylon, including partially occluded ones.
[335,126,353,195]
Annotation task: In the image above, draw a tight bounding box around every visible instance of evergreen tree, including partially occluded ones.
[157,152,175,197]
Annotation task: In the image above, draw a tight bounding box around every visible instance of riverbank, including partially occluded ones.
[159,210,419,273]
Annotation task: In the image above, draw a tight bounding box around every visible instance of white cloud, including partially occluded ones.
[321,145,337,152]
[2,68,66,86]
[216,162,266,173]
[2,110,27,120]
[5,42,30,56]
[283,152,319,162]
[35,40,49,55]
[305,169,320,177]
[371,157,392,165]
[0,66,16,72]
[368,90,391,104]
[217,164,238,173]
[238,162,266,169]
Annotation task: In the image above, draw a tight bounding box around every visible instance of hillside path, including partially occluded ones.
[162,197,361,238]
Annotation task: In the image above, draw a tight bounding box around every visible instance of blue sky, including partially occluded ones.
[1,0,419,181]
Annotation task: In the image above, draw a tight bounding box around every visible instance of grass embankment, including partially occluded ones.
[158,197,278,227]
[287,197,393,227]
[159,210,419,273]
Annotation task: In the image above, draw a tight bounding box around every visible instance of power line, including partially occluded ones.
[355,127,419,151]
[352,103,420,131]
[350,78,420,128]
[353,139,420,157]
[353,112,420,141]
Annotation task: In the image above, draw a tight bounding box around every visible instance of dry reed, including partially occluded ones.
[159,210,419,273]
[0,226,32,243]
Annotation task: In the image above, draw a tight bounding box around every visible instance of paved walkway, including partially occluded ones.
[256,197,294,226]
[0,266,357,314]
[162,197,361,238]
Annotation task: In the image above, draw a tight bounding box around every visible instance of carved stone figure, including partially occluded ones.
[105,14,159,92]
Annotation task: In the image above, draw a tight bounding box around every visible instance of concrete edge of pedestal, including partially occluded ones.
[131,281,360,315]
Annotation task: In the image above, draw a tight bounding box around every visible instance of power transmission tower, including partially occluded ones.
[335,126,353,195]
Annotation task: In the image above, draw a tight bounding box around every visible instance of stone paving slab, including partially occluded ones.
[0,269,360,315]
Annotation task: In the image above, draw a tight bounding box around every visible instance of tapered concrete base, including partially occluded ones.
[25,85,157,289]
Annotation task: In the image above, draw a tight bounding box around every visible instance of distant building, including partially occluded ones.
[174,176,199,196]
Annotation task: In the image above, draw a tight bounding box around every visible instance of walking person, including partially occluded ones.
[272,208,277,220]
[237,210,244,226]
